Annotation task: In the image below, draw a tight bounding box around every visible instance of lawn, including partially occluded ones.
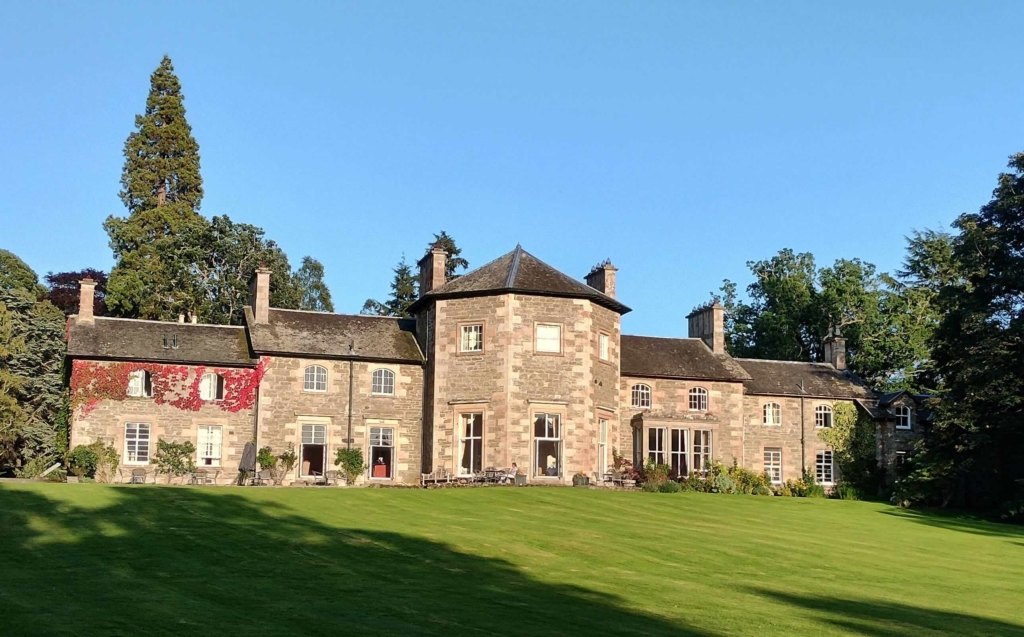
[1,484,1022,637]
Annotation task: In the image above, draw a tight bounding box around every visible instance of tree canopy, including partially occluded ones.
[294,257,334,313]
[362,256,417,318]
[44,269,107,316]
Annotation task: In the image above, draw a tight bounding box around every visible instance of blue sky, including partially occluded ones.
[1,1,1021,336]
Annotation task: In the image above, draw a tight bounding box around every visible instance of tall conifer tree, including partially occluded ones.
[104,55,206,320]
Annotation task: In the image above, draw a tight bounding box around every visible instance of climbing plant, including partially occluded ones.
[818,401,880,496]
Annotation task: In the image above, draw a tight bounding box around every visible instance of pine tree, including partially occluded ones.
[431,231,469,281]
[362,256,418,317]
[294,257,334,312]
[104,55,207,320]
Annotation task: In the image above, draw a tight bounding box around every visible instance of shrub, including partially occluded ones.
[257,446,278,471]
[833,482,862,500]
[658,480,682,493]
[153,439,197,483]
[774,485,793,497]
[88,441,119,483]
[641,481,660,493]
[752,484,773,496]
[727,462,769,495]
[17,455,59,480]
[641,458,671,487]
[68,445,98,477]
[712,473,737,494]
[334,448,366,485]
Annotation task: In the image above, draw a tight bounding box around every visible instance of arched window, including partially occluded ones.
[815,405,833,428]
[631,384,651,409]
[688,387,709,412]
[303,365,328,392]
[371,369,395,396]
[895,405,912,430]
[763,402,782,426]
[127,370,152,398]
[199,372,225,401]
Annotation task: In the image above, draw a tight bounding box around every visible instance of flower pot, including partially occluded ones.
[514,473,528,486]
[572,476,590,487]
[67,476,80,484]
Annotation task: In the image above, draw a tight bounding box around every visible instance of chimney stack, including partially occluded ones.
[585,260,618,298]
[78,278,96,324]
[417,245,448,298]
[824,326,847,370]
[687,301,725,354]
[248,267,272,324]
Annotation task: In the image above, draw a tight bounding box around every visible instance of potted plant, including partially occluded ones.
[573,471,590,487]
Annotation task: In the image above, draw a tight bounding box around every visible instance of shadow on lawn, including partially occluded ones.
[750,589,1024,637]
[881,507,1024,541]
[0,486,708,637]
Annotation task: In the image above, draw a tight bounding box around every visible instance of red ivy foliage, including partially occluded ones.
[71,358,269,416]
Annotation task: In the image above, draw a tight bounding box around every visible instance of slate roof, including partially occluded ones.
[66,317,256,367]
[621,336,751,381]
[409,245,631,314]
[735,358,875,399]
[245,308,424,363]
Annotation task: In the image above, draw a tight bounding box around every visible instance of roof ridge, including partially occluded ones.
[81,316,244,329]
[505,244,523,288]
[734,357,832,366]
[623,334,703,341]
[270,307,403,320]
[517,248,618,301]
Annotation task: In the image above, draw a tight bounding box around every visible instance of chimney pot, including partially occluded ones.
[178,313,185,323]
[190,315,198,324]
[686,301,726,354]
[585,260,618,298]
[248,267,272,324]
[77,278,96,324]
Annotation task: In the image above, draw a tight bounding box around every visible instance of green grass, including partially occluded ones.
[1,484,1022,636]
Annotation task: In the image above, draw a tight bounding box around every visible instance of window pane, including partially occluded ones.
[536,324,561,353]
[461,325,483,352]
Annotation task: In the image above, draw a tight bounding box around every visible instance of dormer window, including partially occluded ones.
[199,372,225,402]
[127,370,152,398]
[895,406,912,430]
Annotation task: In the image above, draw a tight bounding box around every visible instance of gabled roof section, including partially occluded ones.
[621,336,751,382]
[66,316,256,367]
[735,358,875,400]
[409,245,631,314]
[245,308,424,364]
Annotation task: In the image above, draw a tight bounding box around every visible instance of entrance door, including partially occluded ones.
[301,424,326,477]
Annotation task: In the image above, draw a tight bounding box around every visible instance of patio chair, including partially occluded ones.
[251,470,272,486]
[129,468,148,484]
[189,469,207,485]
[314,470,339,486]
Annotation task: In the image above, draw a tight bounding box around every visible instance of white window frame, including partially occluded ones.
[598,333,609,361]
[533,413,562,478]
[895,406,912,430]
[648,427,666,465]
[693,429,712,474]
[126,370,151,398]
[197,425,223,467]
[763,402,782,426]
[764,448,783,484]
[670,428,689,478]
[303,365,328,393]
[300,423,327,477]
[815,404,833,428]
[458,413,484,477]
[688,387,709,412]
[371,368,395,396]
[598,417,609,476]
[199,372,224,402]
[369,426,395,480]
[535,323,562,354]
[631,384,652,409]
[124,422,151,465]
[460,324,484,353]
[816,450,834,485]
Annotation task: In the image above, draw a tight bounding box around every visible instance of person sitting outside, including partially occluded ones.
[500,463,518,484]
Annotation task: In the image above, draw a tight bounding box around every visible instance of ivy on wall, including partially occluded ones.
[70,358,268,416]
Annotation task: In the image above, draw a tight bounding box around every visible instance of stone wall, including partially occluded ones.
[70,362,255,485]
[255,356,424,484]
[427,293,620,484]
[619,376,745,471]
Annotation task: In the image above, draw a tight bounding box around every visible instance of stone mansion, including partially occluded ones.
[67,245,921,486]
